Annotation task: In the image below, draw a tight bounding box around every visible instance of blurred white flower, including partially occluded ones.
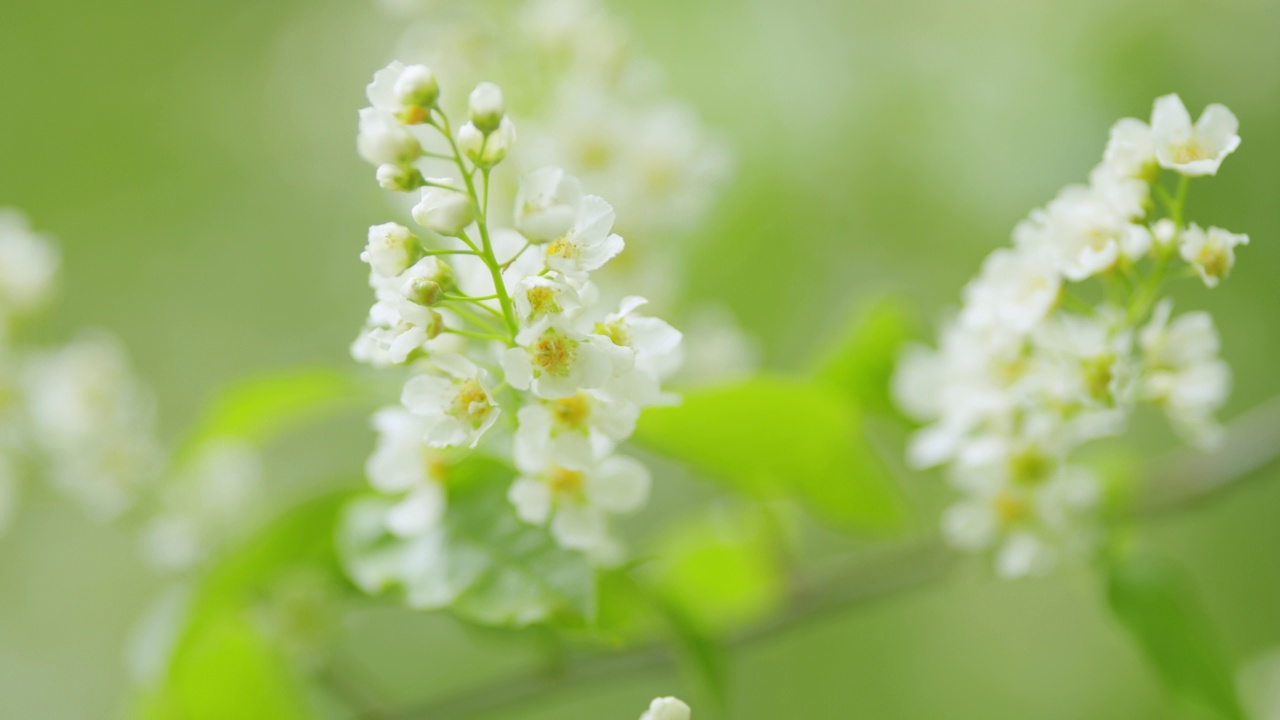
[1179,223,1248,288]
[25,333,162,520]
[640,696,692,720]
[508,453,649,550]
[1150,94,1240,177]
[0,209,59,321]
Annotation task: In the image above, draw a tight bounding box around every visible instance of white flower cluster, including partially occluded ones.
[378,0,755,381]
[0,211,165,531]
[352,62,682,558]
[894,94,1245,578]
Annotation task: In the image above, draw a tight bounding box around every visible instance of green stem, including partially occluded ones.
[434,113,519,341]
[443,327,507,343]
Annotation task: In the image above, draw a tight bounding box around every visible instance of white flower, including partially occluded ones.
[502,318,614,399]
[141,440,263,571]
[595,296,683,406]
[1150,94,1240,177]
[1017,169,1147,282]
[513,392,639,470]
[0,209,59,317]
[412,186,475,237]
[468,82,505,132]
[355,277,446,365]
[942,464,1099,579]
[357,108,422,166]
[1103,117,1156,178]
[361,222,421,277]
[401,354,501,448]
[365,408,450,537]
[508,453,649,550]
[961,248,1061,334]
[25,334,161,519]
[640,697,692,720]
[1179,223,1248,288]
[544,195,625,275]
[511,273,584,324]
[1139,301,1230,447]
[367,61,438,122]
[515,166,584,242]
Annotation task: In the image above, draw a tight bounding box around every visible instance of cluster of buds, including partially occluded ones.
[352,61,681,558]
[894,95,1246,577]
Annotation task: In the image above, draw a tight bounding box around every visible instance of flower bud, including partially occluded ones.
[399,257,454,305]
[468,82,505,134]
[458,117,515,169]
[376,163,424,192]
[361,223,421,277]
[640,697,691,720]
[393,65,439,116]
[357,108,421,166]
[412,187,475,237]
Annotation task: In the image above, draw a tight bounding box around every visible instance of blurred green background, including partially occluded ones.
[2,0,1279,717]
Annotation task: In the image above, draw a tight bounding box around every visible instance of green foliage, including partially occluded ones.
[136,494,351,720]
[813,297,916,417]
[1106,553,1246,720]
[649,506,784,636]
[178,368,369,458]
[338,457,596,628]
[635,375,905,532]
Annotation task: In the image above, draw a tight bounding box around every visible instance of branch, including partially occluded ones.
[375,542,954,720]
[1136,393,1280,514]
[362,395,1280,720]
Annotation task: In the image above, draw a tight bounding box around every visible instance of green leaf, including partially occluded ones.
[140,614,309,720]
[135,494,351,720]
[650,506,784,636]
[635,375,905,532]
[813,297,915,416]
[338,458,596,628]
[1106,554,1245,720]
[179,368,368,456]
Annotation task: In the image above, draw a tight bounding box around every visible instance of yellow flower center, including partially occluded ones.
[993,492,1030,525]
[548,465,585,495]
[1196,244,1229,279]
[451,380,492,425]
[1081,353,1115,403]
[552,394,592,430]
[1172,137,1211,164]
[532,331,575,377]
[1010,447,1053,486]
[526,285,560,317]
[596,320,631,348]
[547,238,576,261]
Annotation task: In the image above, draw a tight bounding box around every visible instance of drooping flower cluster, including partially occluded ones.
[893,95,1245,578]
[376,0,755,380]
[350,61,682,583]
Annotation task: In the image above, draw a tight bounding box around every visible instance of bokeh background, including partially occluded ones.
[2,0,1279,717]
